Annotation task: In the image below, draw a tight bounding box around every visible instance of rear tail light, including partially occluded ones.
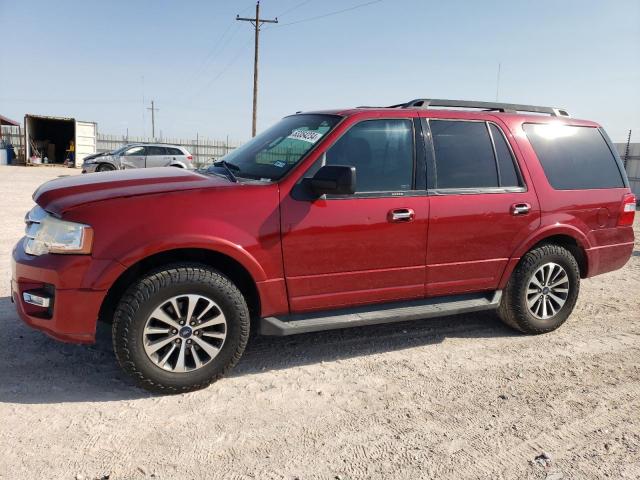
[618,193,637,226]
[187,155,193,160]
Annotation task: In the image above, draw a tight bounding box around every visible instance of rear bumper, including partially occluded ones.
[11,239,118,344]
[585,240,635,277]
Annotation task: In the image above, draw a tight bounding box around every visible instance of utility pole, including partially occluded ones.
[147,100,159,138]
[237,1,278,137]
[623,129,632,169]
[495,62,501,101]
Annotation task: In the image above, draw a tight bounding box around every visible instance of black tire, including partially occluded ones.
[96,163,115,172]
[498,244,580,334]
[112,264,250,393]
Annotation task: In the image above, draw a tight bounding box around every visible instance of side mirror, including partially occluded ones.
[310,165,356,196]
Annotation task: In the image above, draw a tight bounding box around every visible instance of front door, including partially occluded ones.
[120,145,147,169]
[281,118,429,312]
[422,117,541,296]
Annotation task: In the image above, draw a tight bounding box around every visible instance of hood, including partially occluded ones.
[83,151,111,162]
[34,167,234,215]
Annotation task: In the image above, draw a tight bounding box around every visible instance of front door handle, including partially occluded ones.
[511,203,531,215]
[389,208,415,222]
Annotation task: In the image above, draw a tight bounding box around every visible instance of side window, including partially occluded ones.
[325,119,414,192]
[522,124,624,190]
[168,148,183,156]
[430,120,498,189]
[124,146,145,156]
[489,124,521,187]
[147,146,166,155]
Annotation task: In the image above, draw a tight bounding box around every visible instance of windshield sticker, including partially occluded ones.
[273,160,286,168]
[287,130,323,144]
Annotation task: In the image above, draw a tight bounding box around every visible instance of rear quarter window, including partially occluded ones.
[523,124,624,190]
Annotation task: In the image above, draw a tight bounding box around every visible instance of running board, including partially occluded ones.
[260,291,502,336]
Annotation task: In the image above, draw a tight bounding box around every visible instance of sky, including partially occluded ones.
[0,0,638,143]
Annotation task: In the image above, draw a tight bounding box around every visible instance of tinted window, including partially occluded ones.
[168,147,183,156]
[147,146,166,156]
[523,124,624,190]
[325,119,413,192]
[489,124,521,187]
[430,120,498,188]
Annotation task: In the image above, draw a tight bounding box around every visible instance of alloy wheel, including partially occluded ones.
[526,262,570,320]
[142,294,227,372]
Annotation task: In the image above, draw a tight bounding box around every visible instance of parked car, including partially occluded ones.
[81,143,194,172]
[12,99,636,393]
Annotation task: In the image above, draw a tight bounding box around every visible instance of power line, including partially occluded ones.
[194,23,239,75]
[0,98,138,104]
[177,2,256,96]
[268,0,385,28]
[175,23,240,99]
[184,38,254,104]
[275,0,313,17]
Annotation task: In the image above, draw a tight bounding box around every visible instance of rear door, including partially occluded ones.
[120,145,147,169]
[422,117,541,296]
[145,146,169,167]
[167,147,186,166]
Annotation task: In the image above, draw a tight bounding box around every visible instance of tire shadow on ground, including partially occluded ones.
[0,296,516,404]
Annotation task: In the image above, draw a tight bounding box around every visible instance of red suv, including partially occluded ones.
[12,99,636,393]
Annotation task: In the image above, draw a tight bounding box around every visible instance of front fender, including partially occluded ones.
[113,234,268,283]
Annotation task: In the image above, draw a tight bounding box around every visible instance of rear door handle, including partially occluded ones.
[389,208,415,222]
[511,203,531,215]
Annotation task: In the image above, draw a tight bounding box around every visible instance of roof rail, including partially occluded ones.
[390,99,570,117]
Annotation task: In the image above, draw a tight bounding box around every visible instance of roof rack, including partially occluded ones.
[388,99,570,117]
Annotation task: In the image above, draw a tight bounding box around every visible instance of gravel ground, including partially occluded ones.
[0,165,639,480]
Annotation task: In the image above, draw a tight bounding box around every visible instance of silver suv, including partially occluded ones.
[82,144,194,173]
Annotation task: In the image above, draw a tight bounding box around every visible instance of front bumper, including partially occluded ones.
[81,162,98,174]
[11,239,117,344]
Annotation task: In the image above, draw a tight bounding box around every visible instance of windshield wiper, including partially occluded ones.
[213,160,239,183]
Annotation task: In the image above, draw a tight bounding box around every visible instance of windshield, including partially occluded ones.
[111,145,131,155]
[204,114,341,181]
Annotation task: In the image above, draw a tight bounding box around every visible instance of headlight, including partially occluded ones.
[24,206,93,256]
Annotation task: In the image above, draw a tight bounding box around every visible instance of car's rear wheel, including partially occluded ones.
[498,244,580,334]
[112,264,250,393]
[97,163,115,172]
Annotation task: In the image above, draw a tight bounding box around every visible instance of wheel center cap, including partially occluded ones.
[179,326,193,338]
[542,287,550,294]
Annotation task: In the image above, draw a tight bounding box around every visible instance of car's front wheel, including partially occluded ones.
[96,163,116,172]
[498,244,580,334]
[112,264,250,393]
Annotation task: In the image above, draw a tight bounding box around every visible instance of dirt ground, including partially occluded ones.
[0,165,639,480]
